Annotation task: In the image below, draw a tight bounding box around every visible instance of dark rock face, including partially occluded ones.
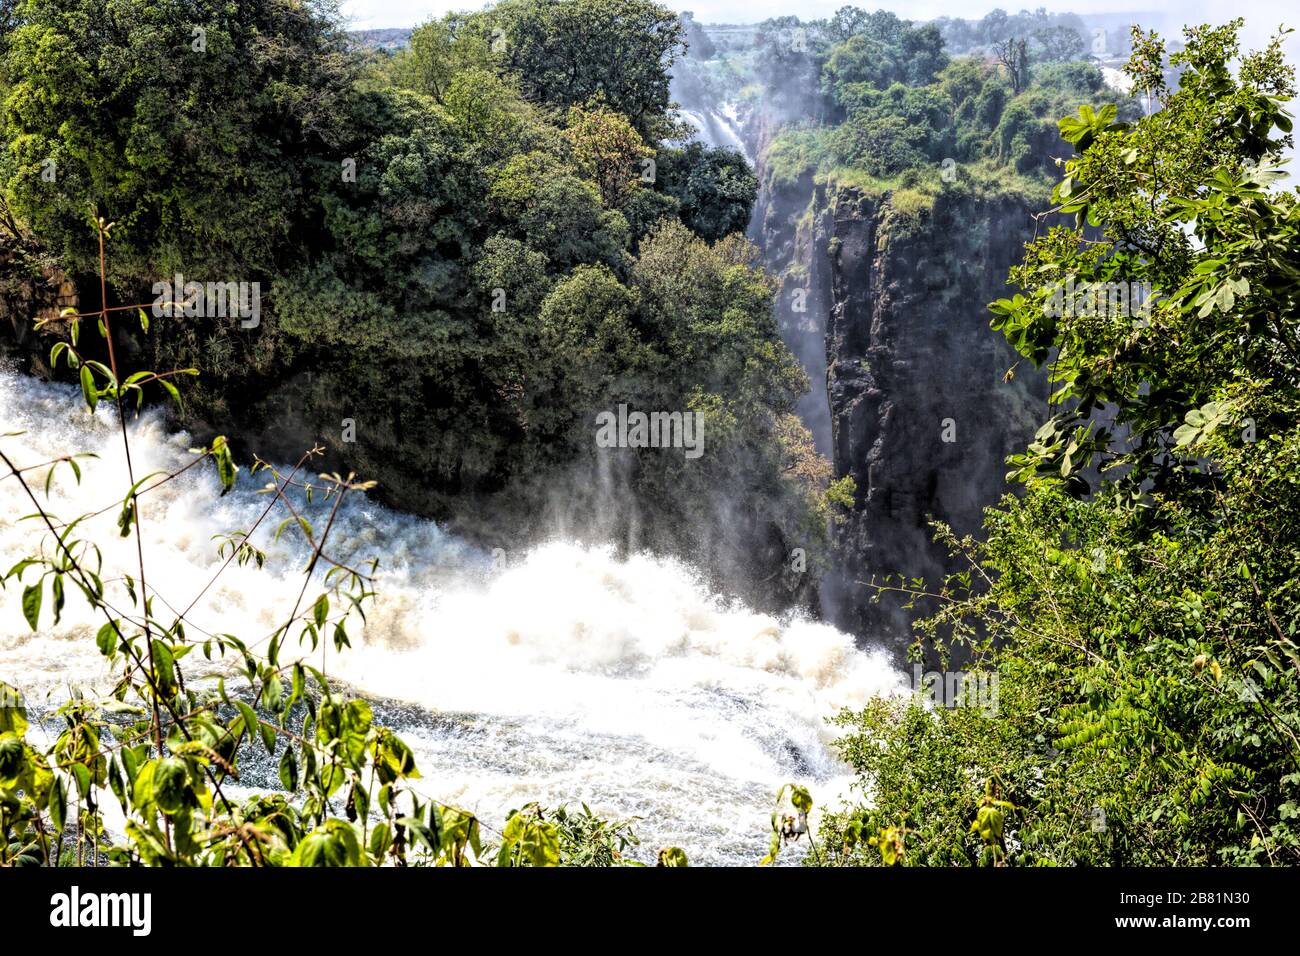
[821,187,1048,647]
[0,236,78,372]
[749,151,1050,650]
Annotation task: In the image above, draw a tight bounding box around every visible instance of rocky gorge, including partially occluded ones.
[706,101,1051,645]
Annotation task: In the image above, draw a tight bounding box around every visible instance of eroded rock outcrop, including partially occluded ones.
[752,166,1050,647]
[822,187,1048,645]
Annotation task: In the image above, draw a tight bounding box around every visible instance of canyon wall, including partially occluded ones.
[756,167,1049,648]
[823,187,1048,645]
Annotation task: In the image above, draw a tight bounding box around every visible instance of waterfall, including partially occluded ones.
[676,105,752,163]
[0,368,902,864]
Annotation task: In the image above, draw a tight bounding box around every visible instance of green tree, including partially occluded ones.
[1031,24,1086,63]
[393,12,492,104]
[655,142,757,242]
[821,11,948,102]
[2,0,356,281]
[488,0,686,139]
[562,100,653,208]
[991,19,1298,498]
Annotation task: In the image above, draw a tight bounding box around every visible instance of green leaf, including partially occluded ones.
[369,821,391,859]
[21,582,41,631]
[151,639,177,698]
[259,715,277,755]
[71,762,91,799]
[160,379,182,409]
[0,681,28,736]
[210,436,237,495]
[79,364,97,412]
[657,846,689,867]
[152,756,191,814]
[49,773,67,831]
[789,784,813,813]
[499,813,561,867]
[5,558,38,582]
[0,732,23,786]
[117,498,136,538]
[52,574,64,624]
[279,747,299,790]
[235,701,260,745]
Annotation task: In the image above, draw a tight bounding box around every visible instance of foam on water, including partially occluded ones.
[0,368,902,864]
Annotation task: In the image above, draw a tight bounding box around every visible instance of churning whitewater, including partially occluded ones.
[0,368,902,864]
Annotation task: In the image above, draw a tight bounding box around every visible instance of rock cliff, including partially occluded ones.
[755,168,1049,647]
[823,186,1048,644]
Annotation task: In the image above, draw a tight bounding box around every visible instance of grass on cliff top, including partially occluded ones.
[762,127,1056,216]
[824,160,1053,205]
[762,125,830,188]
[823,162,1056,240]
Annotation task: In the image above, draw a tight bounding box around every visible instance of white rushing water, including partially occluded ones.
[0,367,902,865]
[677,104,752,163]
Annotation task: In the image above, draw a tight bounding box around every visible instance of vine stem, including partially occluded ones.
[93,219,163,760]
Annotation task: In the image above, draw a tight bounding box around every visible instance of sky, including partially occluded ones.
[339,0,1296,34]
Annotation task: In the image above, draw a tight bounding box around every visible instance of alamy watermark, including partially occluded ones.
[152,274,261,328]
[595,404,704,459]
[1044,277,1156,323]
[909,664,999,716]
[50,887,151,936]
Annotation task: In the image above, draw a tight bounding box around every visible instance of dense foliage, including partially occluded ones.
[0,0,840,602]
[741,8,1139,193]
[932,7,1096,59]
[820,21,1300,867]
